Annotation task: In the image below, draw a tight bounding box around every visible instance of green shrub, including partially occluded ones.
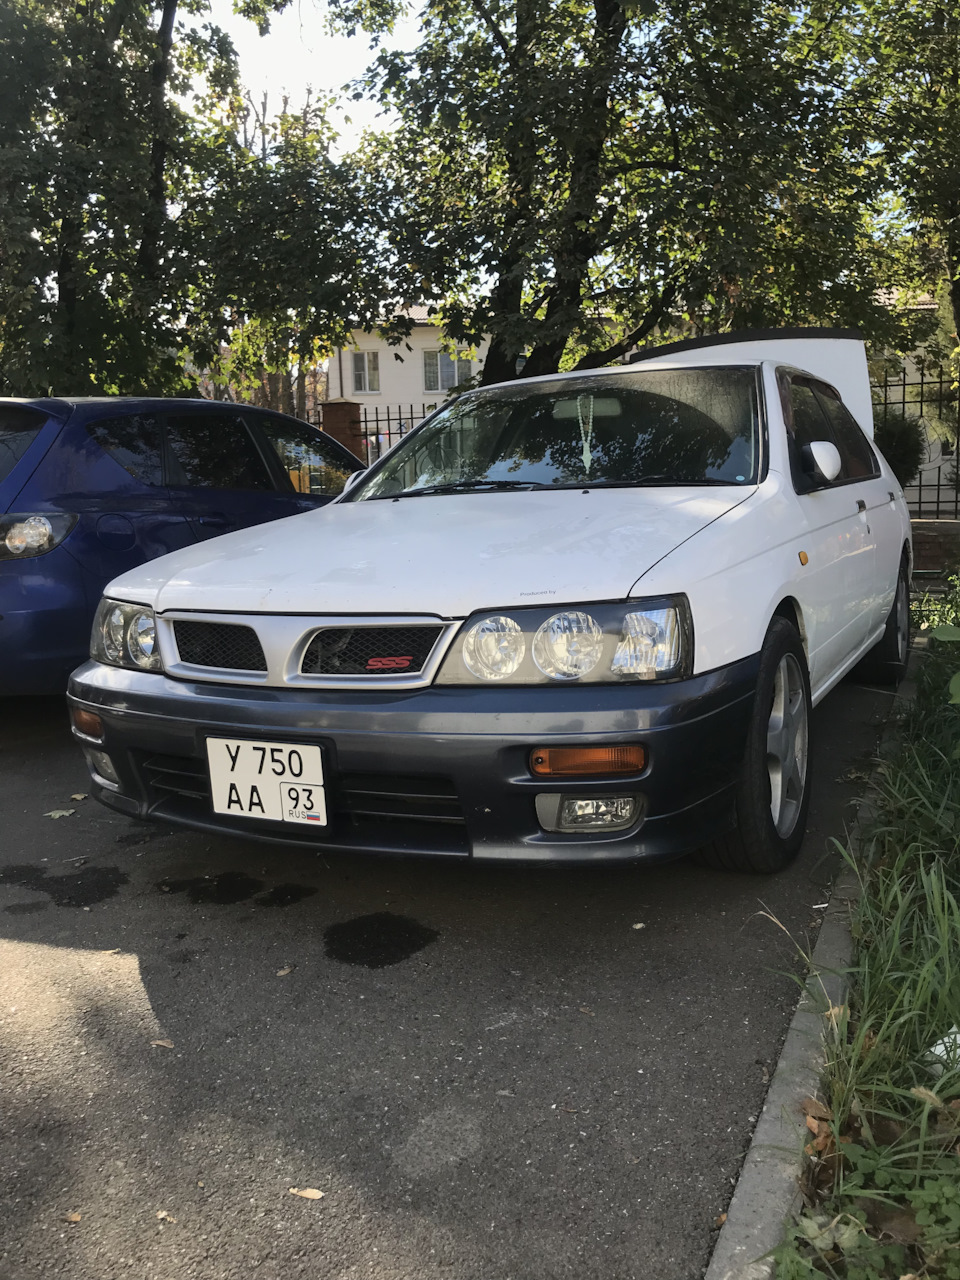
[873,409,928,487]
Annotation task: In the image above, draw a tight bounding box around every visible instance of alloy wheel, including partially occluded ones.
[766,653,809,837]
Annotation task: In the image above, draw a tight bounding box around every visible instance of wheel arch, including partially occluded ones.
[771,596,809,663]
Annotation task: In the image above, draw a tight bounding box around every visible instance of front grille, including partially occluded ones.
[339,772,464,826]
[142,753,210,802]
[301,626,444,676]
[174,621,267,672]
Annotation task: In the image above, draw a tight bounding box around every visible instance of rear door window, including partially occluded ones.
[0,406,49,483]
[251,414,359,497]
[163,413,274,491]
[86,414,164,486]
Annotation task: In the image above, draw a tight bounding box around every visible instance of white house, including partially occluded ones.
[326,307,491,407]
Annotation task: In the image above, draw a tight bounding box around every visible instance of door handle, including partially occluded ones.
[856,499,867,513]
[198,513,231,527]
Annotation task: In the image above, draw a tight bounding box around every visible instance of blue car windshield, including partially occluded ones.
[355,366,760,499]
[0,406,48,484]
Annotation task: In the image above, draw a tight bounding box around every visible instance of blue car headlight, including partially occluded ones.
[0,513,77,560]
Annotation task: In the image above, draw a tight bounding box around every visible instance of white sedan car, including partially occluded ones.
[68,329,910,873]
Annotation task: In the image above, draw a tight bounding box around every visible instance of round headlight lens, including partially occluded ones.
[4,515,53,555]
[532,610,603,680]
[462,615,525,681]
[127,611,157,668]
[103,605,126,663]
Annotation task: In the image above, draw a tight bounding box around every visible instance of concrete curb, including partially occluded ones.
[703,658,918,1280]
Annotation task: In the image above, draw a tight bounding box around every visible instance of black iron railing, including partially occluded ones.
[872,367,959,519]
[356,403,439,464]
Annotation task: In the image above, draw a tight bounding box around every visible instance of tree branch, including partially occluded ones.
[572,278,680,369]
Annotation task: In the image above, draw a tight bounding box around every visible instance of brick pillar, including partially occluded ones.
[321,400,365,462]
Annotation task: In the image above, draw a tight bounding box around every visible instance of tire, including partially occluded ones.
[854,557,910,687]
[701,616,812,874]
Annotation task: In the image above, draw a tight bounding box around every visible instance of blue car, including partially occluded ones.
[0,398,363,695]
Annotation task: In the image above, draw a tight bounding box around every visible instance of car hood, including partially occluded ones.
[107,487,752,617]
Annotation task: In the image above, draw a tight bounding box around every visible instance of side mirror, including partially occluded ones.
[341,468,367,495]
[802,441,842,485]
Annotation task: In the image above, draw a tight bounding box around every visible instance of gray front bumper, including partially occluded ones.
[67,656,759,863]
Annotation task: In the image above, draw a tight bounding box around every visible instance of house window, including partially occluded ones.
[353,351,380,393]
[424,350,472,392]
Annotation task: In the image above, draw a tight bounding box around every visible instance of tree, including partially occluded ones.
[181,92,407,413]
[853,0,960,362]
[338,0,935,382]
[0,0,397,399]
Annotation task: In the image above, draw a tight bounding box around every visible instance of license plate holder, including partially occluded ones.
[206,737,327,826]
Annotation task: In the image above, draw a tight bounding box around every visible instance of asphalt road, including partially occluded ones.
[0,678,892,1280]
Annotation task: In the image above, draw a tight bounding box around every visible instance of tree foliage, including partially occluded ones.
[342,0,938,382]
[0,0,397,397]
[853,0,960,360]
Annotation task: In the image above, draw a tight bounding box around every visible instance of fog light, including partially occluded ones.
[83,748,119,787]
[71,707,104,740]
[536,793,640,833]
[530,745,645,777]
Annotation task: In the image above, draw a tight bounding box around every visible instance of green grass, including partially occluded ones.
[774,581,960,1280]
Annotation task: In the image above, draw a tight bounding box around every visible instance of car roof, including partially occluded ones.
[0,397,325,423]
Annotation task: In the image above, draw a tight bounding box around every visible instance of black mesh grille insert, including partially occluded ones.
[174,621,267,671]
[301,626,444,676]
[338,772,464,825]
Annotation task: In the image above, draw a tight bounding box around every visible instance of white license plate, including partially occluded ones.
[207,738,326,826]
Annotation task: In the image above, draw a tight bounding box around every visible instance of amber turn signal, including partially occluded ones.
[529,744,646,777]
[70,707,104,740]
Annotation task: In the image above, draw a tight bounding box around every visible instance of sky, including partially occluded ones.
[205,0,419,146]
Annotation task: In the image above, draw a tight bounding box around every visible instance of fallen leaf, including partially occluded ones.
[276,967,294,977]
[632,922,646,930]
[44,809,75,820]
[156,1210,176,1222]
[714,1213,727,1228]
[64,1212,81,1223]
[579,1006,594,1016]
[70,793,88,801]
[100,948,120,955]
[288,1187,324,1200]
[150,1039,174,1049]
[801,1097,832,1121]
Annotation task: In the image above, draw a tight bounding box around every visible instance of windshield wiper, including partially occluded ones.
[384,480,545,499]
[568,477,748,489]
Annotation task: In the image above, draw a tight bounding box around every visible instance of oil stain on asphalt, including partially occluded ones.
[323,912,439,968]
[0,863,128,909]
[157,872,317,908]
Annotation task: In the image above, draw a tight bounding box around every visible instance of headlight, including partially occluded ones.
[436,598,690,685]
[532,611,604,679]
[462,615,526,680]
[91,599,164,672]
[0,512,77,560]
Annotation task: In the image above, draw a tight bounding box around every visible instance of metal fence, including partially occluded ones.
[353,403,439,465]
[872,366,959,519]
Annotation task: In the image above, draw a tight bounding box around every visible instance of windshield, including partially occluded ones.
[355,366,760,500]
